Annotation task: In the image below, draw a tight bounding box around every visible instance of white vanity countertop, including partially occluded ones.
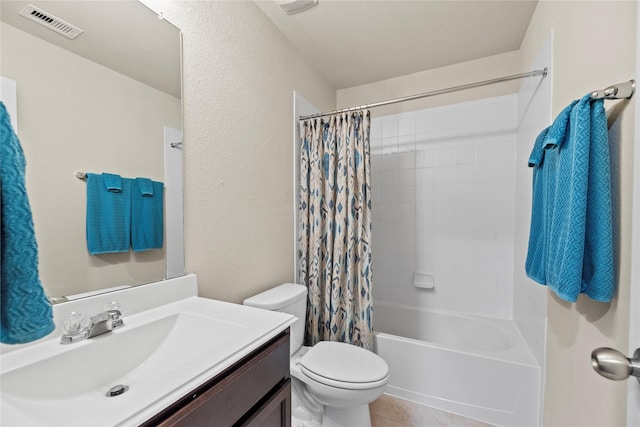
[0,275,295,426]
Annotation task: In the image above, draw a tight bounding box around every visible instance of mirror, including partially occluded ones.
[0,1,183,299]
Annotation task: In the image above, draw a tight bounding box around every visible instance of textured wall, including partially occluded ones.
[145,1,336,303]
[519,2,636,426]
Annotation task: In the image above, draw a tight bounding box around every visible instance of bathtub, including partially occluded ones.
[373,301,541,427]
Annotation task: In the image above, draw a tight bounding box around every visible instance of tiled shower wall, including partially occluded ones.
[371,94,518,318]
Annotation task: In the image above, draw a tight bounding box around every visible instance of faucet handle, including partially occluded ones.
[61,312,90,344]
[104,301,121,313]
[63,311,89,335]
[104,301,124,329]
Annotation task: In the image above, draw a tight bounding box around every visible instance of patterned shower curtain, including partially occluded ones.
[298,110,373,350]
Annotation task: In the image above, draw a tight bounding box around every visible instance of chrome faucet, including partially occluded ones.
[60,302,124,344]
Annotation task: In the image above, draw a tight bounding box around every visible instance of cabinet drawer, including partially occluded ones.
[143,330,290,427]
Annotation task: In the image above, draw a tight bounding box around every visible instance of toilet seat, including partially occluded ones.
[298,341,389,390]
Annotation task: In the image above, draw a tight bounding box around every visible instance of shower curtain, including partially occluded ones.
[298,110,373,350]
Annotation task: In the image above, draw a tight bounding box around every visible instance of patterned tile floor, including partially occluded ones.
[370,394,495,427]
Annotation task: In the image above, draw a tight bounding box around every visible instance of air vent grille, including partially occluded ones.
[19,5,83,40]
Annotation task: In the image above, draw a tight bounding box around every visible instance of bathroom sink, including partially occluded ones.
[0,296,294,426]
[2,313,243,399]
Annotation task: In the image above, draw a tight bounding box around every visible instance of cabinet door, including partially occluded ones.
[144,331,290,427]
[242,379,291,427]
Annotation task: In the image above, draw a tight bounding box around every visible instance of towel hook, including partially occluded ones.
[590,80,635,100]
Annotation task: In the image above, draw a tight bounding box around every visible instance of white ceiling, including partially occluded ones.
[255,0,538,89]
[0,0,181,98]
[1,1,537,97]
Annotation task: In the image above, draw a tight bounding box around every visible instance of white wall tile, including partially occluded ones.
[398,185,416,204]
[416,185,434,204]
[398,150,415,169]
[398,134,415,153]
[434,184,455,202]
[371,118,383,139]
[455,164,475,183]
[399,168,416,187]
[382,153,399,170]
[434,165,457,185]
[381,136,399,154]
[415,110,435,134]
[416,167,434,185]
[381,169,399,188]
[433,107,455,131]
[380,187,400,204]
[415,149,435,168]
[398,115,416,136]
[435,147,457,167]
[382,117,399,138]
[370,94,518,318]
[456,144,476,165]
[371,154,382,171]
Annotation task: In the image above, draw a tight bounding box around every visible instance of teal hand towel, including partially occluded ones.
[136,177,154,196]
[86,173,131,254]
[131,178,164,252]
[0,102,55,344]
[103,173,122,192]
[526,95,614,302]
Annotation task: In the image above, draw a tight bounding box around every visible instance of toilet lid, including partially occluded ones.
[299,341,389,387]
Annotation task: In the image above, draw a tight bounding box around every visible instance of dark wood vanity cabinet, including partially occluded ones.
[141,330,291,427]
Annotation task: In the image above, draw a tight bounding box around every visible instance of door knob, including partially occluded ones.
[591,347,640,382]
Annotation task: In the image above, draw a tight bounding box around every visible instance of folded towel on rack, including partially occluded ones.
[526,100,577,285]
[525,95,614,302]
[0,101,55,344]
[103,173,122,192]
[135,177,154,197]
[86,173,132,254]
[581,97,614,301]
[131,178,164,252]
[524,127,550,285]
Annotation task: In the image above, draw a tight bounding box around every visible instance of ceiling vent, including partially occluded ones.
[276,0,318,15]
[19,5,83,40]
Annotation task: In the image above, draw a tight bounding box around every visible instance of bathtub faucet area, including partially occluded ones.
[60,302,124,344]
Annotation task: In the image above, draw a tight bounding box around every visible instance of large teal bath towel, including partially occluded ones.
[86,173,132,254]
[0,102,55,344]
[526,95,614,302]
[131,177,164,252]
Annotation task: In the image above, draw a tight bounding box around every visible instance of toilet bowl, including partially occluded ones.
[243,284,389,427]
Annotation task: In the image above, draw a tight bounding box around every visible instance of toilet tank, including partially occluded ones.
[243,283,307,355]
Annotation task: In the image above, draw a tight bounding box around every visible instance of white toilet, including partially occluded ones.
[243,283,389,427]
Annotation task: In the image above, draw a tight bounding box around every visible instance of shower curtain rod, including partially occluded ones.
[300,68,548,121]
